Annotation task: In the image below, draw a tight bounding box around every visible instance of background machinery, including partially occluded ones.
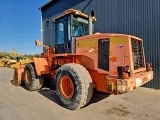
[0,49,32,68]
[0,49,18,67]
[13,9,153,110]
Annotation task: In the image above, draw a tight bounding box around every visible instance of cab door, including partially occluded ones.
[55,16,72,54]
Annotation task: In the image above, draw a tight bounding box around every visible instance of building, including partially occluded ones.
[39,0,160,89]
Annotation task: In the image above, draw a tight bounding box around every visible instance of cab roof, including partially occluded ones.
[53,9,89,21]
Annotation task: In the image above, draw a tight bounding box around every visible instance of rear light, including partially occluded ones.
[107,81,116,93]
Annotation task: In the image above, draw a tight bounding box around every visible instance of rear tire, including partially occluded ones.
[24,63,43,91]
[55,63,93,110]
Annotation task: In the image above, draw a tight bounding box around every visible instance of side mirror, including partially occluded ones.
[35,40,49,49]
[35,40,42,46]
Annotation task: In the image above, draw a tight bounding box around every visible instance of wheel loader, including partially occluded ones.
[13,9,153,110]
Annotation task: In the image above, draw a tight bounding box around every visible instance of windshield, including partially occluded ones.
[72,15,88,37]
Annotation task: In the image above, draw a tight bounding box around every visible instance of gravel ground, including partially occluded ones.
[0,67,160,120]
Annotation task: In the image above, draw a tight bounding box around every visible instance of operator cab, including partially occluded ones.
[54,9,94,54]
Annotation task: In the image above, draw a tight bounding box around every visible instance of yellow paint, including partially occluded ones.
[109,51,112,56]
[76,38,98,48]
[76,36,128,48]
[110,36,129,44]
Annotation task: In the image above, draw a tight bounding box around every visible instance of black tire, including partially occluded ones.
[55,63,93,110]
[24,63,43,91]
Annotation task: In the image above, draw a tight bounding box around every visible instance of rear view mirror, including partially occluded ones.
[35,40,49,49]
[35,40,42,46]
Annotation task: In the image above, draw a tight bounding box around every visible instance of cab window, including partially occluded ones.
[72,16,88,37]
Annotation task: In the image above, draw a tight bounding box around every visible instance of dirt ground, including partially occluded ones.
[0,67,160,120]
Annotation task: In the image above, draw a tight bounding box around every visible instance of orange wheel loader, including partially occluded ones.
[13,9,153,110]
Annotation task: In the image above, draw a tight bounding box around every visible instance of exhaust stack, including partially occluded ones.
[88,10,94,35]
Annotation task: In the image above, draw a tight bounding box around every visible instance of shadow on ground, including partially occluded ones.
[38,88,59,104]
[11,79,110,108]
[38,87,110,107]
[89,90,110,104]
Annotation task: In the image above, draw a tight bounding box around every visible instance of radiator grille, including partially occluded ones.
[131,38,144,70]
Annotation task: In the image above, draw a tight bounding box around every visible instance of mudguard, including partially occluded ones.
[33,58,51,76]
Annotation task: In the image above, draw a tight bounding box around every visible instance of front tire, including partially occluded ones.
[55,63,93,110]
[24,63,43,91]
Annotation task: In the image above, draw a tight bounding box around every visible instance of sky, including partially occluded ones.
[0,0,48,54]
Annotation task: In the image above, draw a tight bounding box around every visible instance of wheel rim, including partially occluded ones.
[25,69,31,85]
[59,75,74,99]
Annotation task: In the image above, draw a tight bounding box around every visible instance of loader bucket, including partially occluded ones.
[13,65,25,86]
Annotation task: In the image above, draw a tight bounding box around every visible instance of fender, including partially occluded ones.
[33,58,51,76]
